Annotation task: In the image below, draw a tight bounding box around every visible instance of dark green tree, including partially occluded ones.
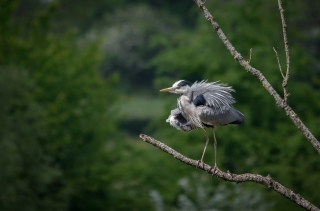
[0,0,119,210]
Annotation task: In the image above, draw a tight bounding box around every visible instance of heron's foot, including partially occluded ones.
[208,165,219,178]
[196,159,204,169]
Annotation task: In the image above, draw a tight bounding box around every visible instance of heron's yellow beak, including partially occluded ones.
[160,87,175,92]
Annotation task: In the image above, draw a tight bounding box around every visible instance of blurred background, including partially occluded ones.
[1,0,320,210]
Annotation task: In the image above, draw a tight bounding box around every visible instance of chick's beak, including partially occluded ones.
[160,87,175,92]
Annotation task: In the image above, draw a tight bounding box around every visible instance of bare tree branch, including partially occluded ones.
[140,134,320,211]
[273,47,285,79]
[193,0,320,154]
[277,0,290,103]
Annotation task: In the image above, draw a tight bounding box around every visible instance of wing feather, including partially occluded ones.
[166,108,197,132]
[197,105,244,126]
[190,80,236,110]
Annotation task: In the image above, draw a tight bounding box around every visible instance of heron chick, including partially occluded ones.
[160,80,244,168]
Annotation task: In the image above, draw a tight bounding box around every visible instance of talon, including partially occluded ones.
[196,160,204,169]
[210,165,219,178]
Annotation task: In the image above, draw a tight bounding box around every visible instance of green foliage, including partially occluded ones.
[151,173,273,211]
[0,66,68,211]
[95,4,184,93]
[0,0,119,210]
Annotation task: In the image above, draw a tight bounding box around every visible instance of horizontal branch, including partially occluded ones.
[140,134,320,211]
[193,0,320,154]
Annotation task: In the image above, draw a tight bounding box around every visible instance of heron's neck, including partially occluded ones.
[182,86,191,96]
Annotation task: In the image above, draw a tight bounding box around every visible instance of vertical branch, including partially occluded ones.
[277,0,290,103]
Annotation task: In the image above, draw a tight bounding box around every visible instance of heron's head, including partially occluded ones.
[160,80,192,95]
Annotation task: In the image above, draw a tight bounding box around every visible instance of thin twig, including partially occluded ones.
[277,0,290,104]
[140,134,320,211]
[248,48,252,63]
[192,0,320,154]
[273,47,285,79]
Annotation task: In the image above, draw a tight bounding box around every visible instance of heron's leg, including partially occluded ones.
[197,128,209,168]
[200,128,210,161]
[212,127,217,167]
[206,127,219,176]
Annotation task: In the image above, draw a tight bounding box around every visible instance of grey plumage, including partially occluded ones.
[161,80,244,129]
[160,79,244,166]
[178,95,203,129]
[189,80,236,110]
[166,108,196,132]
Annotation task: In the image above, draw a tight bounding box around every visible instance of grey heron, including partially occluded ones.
[160,80,244,168]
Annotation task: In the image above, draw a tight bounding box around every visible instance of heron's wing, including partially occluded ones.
[170,108,182,116]
[178,95,204,129]
[190,80,236,110]
[166,108,197,132]
[197,105,244,126]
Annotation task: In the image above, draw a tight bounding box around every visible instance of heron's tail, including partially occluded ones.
[229,108,244,125]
